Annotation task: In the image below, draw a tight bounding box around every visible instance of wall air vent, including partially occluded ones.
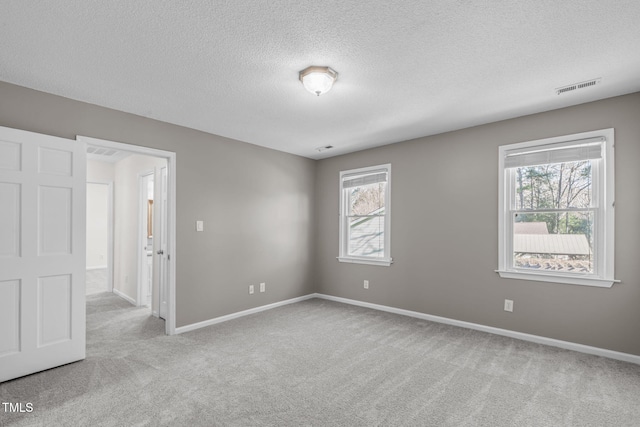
[556,78,601,95]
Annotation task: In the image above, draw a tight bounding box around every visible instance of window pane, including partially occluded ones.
[347,182,385,216]
[514,160,592,210]
[513,211,594,273]
[348,215,384,257]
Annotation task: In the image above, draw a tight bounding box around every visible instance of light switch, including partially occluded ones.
[196,220,204,232]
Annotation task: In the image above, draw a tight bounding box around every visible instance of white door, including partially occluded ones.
[0,126,86,383]
[153,166,169,319]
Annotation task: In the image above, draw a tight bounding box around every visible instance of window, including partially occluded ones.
[338,164,392,266]
[498,129,615,287]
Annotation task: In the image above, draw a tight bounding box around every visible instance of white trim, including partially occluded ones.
[167,153,177,335]
[497,129,615,287]
[313,293,640,365]
[106,181,114,293]
[602,129,615,280]
[337,256,393,266]
[496,270,618,287]
[113,288,136,306]
[86,265,107,271]
[174,294,317,334]
[78,135,177,335]
[339,163,392,264]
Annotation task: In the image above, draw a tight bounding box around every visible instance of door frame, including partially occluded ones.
[86,180,114,293]
[77,136,177,335]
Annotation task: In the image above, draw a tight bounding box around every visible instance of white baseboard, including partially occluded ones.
[313,293,640,365]
[86,265,107,271]
[113,288,136,306]
[175,294,317,335]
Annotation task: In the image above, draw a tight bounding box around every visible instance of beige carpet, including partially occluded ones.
[1,292,640,426]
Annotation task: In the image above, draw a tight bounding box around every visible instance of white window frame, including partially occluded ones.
[338,164,392,266]
[497,129,616,287]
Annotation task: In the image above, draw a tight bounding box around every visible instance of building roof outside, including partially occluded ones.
[514,222,549,234]
[514,234,591,256]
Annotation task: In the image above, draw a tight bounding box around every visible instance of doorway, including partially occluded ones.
[81,136,177,335]
[86,181,113,295]
[138,171,154,311]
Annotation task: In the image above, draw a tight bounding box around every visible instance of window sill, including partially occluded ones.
[495,269,618,288]
[338,256,393,267]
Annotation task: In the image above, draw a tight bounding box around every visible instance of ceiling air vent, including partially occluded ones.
[315,145,334,153]
[87,146,118,157]
[86,145,131,163]
[556,78,601,95]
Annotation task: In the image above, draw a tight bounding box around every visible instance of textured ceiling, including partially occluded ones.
[1,1,639,159]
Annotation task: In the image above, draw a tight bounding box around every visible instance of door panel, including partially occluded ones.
[38,275,72,346]
[0,140,21,170]
[0,126,86,383]
[0,279,20,356]
[39,186,72,255]
[38,147,73,176]
[0,183,20,256]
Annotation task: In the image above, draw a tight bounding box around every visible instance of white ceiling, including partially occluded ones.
[1,1,639,160]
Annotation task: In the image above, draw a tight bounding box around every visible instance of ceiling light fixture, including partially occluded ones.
[299,66,338,96]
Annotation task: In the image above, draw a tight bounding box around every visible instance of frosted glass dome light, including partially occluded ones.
[299,66,338,96]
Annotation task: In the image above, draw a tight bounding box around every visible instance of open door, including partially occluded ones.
[153,165,168,320]
[0,126,86,383]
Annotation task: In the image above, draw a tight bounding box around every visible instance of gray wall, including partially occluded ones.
[0,81,316,327]
[315,92,640,356]
[2,79,639,356]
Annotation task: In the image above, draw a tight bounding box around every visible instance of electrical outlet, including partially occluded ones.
[504,299,514,312]
[364,280,369,289]
[260,282,265,293]
[196,220,204,232]
[249,285,254,295]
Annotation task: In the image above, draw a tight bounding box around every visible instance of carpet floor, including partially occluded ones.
[1,293,640,426]
[85,268,109,295]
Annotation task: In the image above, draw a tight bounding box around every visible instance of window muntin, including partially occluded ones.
[511,159,595,274]
[512,208,596,274]
[339,164,391,266]
[498,130,615,287]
